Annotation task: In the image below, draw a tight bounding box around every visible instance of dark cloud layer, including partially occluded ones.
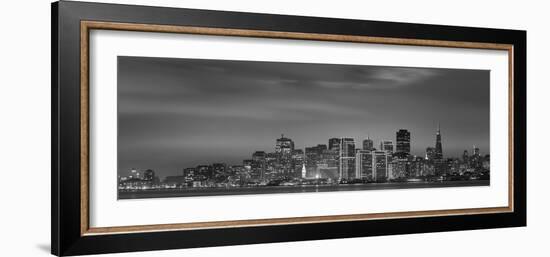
[118,56,490,178]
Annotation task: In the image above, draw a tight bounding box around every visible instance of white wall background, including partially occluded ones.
[0,0,547,256]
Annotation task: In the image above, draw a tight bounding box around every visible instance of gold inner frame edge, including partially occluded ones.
[80,20,515,236]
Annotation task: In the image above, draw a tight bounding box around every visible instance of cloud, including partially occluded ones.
[367,67,439,85]
[119,97,367,121]
[313,67,440,90]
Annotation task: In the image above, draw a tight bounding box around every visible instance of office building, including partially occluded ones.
[396,129,411,155]
[339,138,356,180]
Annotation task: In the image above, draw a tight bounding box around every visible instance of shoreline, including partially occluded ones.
[118,179,490,199]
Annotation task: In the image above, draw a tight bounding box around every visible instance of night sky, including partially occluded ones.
[118,56,490,178]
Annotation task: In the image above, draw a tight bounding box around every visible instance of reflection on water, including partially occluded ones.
[118,180,489,199]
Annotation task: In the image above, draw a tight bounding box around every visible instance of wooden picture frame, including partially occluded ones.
[52,1,526,256]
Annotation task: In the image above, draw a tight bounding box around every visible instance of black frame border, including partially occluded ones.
[52,1,526,256]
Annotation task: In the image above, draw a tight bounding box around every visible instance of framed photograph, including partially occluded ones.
[51,1,526,256]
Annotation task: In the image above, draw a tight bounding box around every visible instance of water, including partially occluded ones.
[118,180,489,199]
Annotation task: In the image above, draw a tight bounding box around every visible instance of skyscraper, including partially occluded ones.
[319,148,339,179]
[328,138,340,151]
[379,140,393,153]
[275,134,294,177]
[275,134,294,155]
[471,145,482,170]
[339,138,356,180]
[355,150,374,181]
[362,136,374,151]
[396,129,411,157]
[251,151,266,180]
[433,124,445,176]
[264,152,278,180]
[305,144,327,178]
[435,124,443,160]
[373,150,391,182]
[327,138,341,177]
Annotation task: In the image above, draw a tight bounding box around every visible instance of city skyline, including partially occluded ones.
[118,122,490,199]
[120,126,488,180]
[118,56,489,179]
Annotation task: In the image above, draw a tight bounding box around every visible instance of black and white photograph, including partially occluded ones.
[117,56,490,199]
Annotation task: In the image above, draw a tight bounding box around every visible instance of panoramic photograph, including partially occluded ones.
[117,56,490,199]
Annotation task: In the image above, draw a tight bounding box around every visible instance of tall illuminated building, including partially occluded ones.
[317,147,339,179]
[328,138,340,151]
[275,134,295,177]
[435,123,443,160]
[471,145,482,170]
[379,140,393,153]
[275,134,294,155]
[362,136,374,151]
[338,138,356,180]
[355,150,374,181]
[264,153,278,180]
[396,129,411,155]
[373,150,391,182]
[433,124,445,175]
[328,138,341,177]
[251,151,266,180]
[305,144,327,178]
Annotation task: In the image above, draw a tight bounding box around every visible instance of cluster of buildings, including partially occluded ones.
[118,126,490,190]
